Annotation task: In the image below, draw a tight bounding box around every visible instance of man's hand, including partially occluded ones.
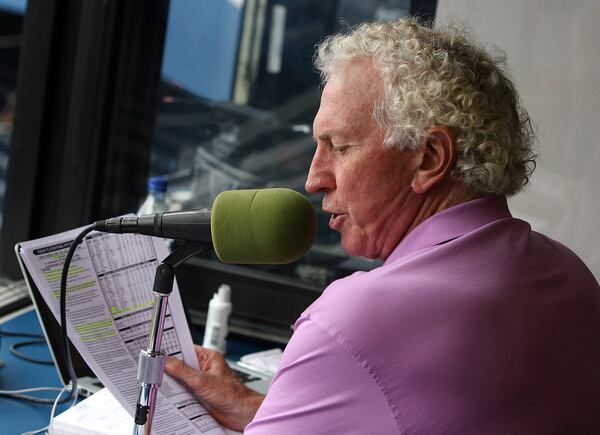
[164,345,265,431]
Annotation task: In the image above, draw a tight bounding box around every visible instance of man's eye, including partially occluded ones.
[332,145,349,154]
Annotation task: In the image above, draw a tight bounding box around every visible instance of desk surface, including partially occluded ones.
[0,308,69,435]
[0,308,270,435]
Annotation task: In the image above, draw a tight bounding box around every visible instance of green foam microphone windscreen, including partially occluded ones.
[211,188,317,264]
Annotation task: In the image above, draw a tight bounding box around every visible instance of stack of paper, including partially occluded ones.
[49,388,132,435]
[50,388,242,435]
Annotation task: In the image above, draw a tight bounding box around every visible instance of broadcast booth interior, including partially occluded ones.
[1,0,437,344]
[1,3,441,431]
[1,0,600,433]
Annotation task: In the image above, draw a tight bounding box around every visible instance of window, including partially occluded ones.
[0,0,25,283]
[147,1,435,340]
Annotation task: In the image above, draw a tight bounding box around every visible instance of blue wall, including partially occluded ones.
[1,0,241,101]
[0,0,26,14]
[161,0,243,101]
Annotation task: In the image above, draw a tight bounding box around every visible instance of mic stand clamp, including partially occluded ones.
[133,241,211,435]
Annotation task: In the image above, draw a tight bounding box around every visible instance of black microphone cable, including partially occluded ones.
[58,224,98,403]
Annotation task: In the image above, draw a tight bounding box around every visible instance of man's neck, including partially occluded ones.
[407,183,479,238]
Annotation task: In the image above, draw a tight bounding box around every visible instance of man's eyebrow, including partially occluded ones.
[314,131,351,143]
[313,131,331,141]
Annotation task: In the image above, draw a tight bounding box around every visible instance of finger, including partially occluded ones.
[194,344,210,362]
[194,344,223,361]
[164,356,207,392]
[194,345,215,371]
[194,345,229,373]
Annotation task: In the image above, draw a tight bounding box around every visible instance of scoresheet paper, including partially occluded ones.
[19,226,229,435]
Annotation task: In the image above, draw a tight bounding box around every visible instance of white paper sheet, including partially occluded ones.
[49,388,241,435]
[49,387,134,435]
[239,348,282,377]
[19,227,227,435]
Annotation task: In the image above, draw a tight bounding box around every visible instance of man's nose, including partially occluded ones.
[304,170,322,193]
[305,148,334,193]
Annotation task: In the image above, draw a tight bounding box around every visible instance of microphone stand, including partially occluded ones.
[133,241,211,435]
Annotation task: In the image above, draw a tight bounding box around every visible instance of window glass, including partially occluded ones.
[0,2,25,283]
[150,0,433,287]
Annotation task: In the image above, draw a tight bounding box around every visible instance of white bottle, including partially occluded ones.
[202,284,232,353]
[137,176,168,216]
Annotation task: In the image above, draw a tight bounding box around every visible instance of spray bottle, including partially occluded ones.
[202,284,232,353]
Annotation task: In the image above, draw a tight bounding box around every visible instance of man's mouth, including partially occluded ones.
[329,213,345,230]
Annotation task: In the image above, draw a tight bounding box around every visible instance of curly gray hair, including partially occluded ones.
[315,18,536,196]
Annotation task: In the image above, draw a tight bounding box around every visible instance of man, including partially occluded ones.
[166,19,600,434]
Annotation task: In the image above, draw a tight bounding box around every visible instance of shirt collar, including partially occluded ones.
[384,196,512,265]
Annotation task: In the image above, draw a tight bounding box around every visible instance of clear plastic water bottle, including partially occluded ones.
[137,176,168,216]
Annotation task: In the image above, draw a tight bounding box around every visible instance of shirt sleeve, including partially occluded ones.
[244,317,397,435]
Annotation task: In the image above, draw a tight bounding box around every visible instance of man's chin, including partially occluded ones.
[341,238,370,259]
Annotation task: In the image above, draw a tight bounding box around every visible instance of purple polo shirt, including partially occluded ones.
[245,196,600,434]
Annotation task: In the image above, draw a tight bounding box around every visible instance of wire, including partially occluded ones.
[0,331,70,403]
[21,382,80,435]
[51,383,80,429]
[0,226,95,406]
[10,339,54,365]
[0,330,45,338]
[0,387,75,405]
[59,225,96,403]
[0,328,53,364]
[0,386,64,394]
[0,384,79,407]
[1,329,49,366]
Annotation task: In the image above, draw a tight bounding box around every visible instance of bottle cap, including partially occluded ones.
[148,176,168,193]
[216,284,231,302]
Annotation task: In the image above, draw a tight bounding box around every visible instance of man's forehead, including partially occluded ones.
[324,58,380,101]
[324,56,382,89]
[322,60,380,101]
[313,64,382,140]
[312,105,368,142]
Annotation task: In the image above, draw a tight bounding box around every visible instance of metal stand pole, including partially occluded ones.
[132,242,211,435]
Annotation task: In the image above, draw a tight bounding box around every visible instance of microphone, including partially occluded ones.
[94,188,317,264]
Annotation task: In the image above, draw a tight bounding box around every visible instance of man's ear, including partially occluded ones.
[411,126,457,194]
